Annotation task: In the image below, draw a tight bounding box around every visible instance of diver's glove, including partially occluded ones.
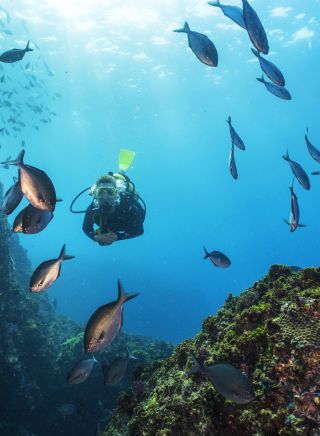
[94,231,118,246]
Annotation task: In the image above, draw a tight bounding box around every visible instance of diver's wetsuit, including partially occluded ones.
[82,194,145,243]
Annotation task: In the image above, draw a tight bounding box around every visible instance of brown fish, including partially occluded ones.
[84,280,139,353]
[1,149,56,211]
[30,244,75,292]
[102,350,134,386]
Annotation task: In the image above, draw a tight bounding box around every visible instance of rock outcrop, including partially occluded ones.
[105,265,320,436]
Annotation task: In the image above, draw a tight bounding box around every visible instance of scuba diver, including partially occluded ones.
[70,149,146,246]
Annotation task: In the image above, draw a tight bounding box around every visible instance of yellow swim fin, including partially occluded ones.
[119,148,136,173]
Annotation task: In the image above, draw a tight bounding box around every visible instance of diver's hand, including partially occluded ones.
[94,232,118,245]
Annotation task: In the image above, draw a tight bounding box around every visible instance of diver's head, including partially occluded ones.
[91,175,120,206]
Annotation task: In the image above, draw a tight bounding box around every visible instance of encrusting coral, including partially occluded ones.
[104,265,320,436]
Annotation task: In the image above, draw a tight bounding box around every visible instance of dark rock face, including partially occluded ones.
[0,182,173,436]
[105,264,320,436]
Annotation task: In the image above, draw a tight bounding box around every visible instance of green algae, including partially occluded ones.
[104,264,320,436]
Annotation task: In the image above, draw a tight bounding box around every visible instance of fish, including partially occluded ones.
[1,149,57,211]
[84,280,139,353]
[203,247,231,268]
[227,116,245,150]
[208,1,246,30]
[1,177,23,215]
[19,204,54,234]
[12,208,25,233]
[283,182,306,232]
[282,150,310,190]
[0,41,33,63]
[257,75,291,100]
[188,352,255,404]
[173,22,218,67]
[67,356,99,385]
[229,143,238,179]
[251,48,285,86]
[242,0,269,54]
[102,350,133,386]
[30,244,75,293]
[305,128,320,163]
[58,403,76,416]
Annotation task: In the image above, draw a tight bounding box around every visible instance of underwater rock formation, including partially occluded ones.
[0,182,173,436]
[104,265,320,436]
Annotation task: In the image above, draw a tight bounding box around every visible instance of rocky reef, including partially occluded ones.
[105,265,320,436]
[0,182,173,436]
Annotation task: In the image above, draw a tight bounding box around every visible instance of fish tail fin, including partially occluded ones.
[187,351,203,376]
[282,149,290,161]
[59,244,75,261]
[173,21,190,33]
[251,47,260,57]
[25,40,33,52]
[256,74,265,83]
[283,218,290,226]
[117,279,139,303]
[207,0,221,7]
[203,246,209,259]
[2,149,25,166]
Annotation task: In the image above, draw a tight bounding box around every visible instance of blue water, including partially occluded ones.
[1,0,319,343]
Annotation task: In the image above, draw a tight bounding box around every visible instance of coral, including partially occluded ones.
[104,265,320,436]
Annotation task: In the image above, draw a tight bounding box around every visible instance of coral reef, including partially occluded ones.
[105,264,320,436]
[0,182,173,436]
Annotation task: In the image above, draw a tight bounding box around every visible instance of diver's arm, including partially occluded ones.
[82,204,96,240]
[117,200,145,240]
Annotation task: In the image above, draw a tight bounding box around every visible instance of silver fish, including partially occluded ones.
[208,0,246,29]
[174,22,218,67]
[1,149,56,211]
[84,280,139,353]
[283,183,306,232]
[188,352,255,404]
[102,350,132,386]
[242,0,269,54]
[1,177,23,215]
[305,128,320,163]
[257,75,291,100]
[204,247,231,268]
[227,116,245,150]
[67,356,98,384]
[251,48,285,86]
[30,244,75,292]
[0,41,33,63]
[229,143,238,179]
[283,150,310,190]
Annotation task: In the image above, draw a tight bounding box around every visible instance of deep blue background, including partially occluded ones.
[1,0,319,343]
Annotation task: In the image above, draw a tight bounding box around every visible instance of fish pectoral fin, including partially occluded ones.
[283,219,290,226]
[298,224,306,228]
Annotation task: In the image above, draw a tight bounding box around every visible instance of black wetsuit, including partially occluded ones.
[82,194,145,243]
